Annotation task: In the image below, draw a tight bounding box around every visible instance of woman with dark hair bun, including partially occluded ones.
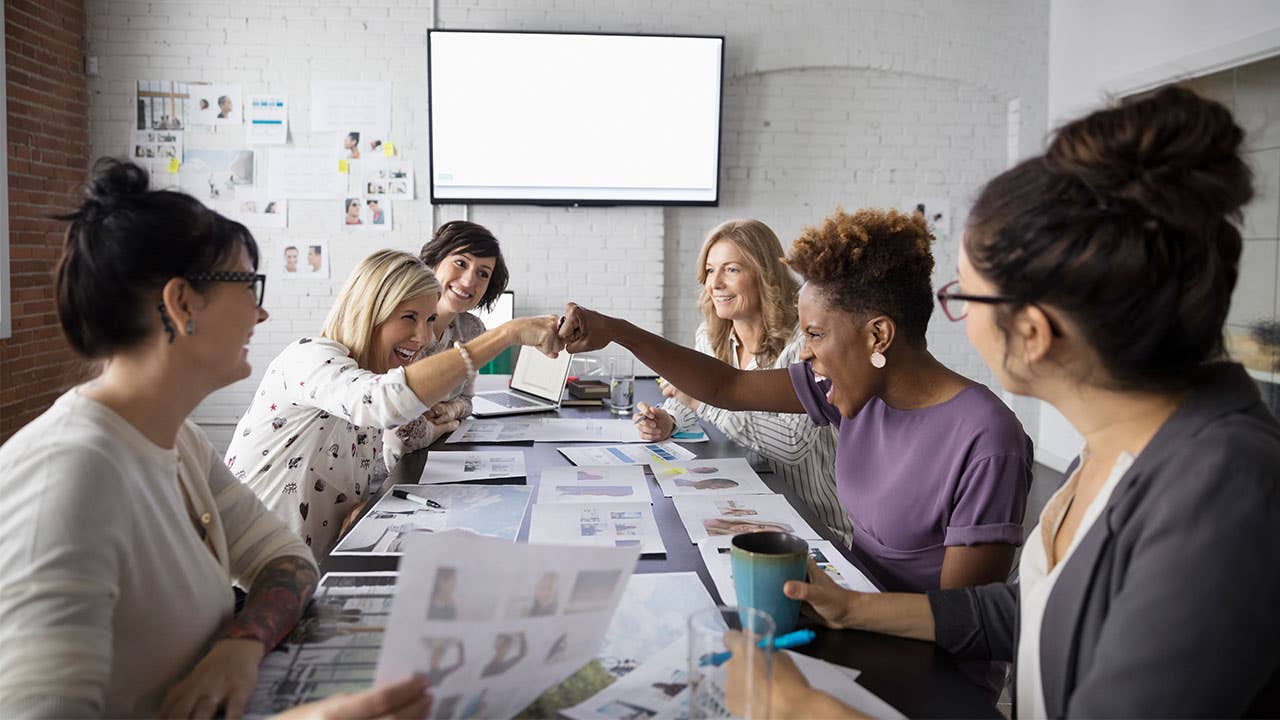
[729,86,1280,718]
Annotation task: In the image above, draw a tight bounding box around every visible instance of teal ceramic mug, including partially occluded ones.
[730,531,809,634]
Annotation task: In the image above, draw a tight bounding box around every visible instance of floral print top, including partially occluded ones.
[225,337,428,558]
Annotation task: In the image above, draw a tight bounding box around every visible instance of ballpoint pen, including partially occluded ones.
[699,629,816,667]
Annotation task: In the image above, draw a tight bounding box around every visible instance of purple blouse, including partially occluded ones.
[789,361,1032,592]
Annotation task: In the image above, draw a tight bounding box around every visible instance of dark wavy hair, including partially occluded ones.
[418,220,510,312]
[55,158,258,358]
[964,85,1253,391]
[786,208,936,346]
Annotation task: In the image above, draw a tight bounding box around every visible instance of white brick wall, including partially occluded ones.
[86,0,1049,452]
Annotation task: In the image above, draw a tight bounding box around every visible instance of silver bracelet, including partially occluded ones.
[454,340,476,378]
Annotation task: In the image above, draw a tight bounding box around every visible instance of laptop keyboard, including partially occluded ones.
[485,392,542,409]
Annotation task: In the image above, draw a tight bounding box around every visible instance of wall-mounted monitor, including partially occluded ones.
[428,30,724,206]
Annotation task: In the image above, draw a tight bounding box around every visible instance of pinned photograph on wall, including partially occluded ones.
[278,239,329,281]
[535,465,651,505]
[178,149,254,206]
[246,94,288,144]
[649,457,772,497]
[339,196,391,231]
[131,129,182,161]
[136,80,191,130]
[901,197,951,242]
[232,188,286,229]
[311,80,391,137]
[335,129,389,161]
[362,158,414,199]
[188,83,242,126]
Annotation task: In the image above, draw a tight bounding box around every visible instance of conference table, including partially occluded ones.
[323,378,1001,719]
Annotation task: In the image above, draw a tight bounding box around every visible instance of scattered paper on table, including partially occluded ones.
[246,94,288,144]
[562,639,689,720]
[535,465,651,504]
[420,451,526,484]
[790,652,905,719]
[331,484,531,556]
[311,80,391,137]
[267,148,347,199]
[449,418,644,444]
[673,493,822,543]
[558,441,696,467]
[698,535,878,606]
[375,531,639,720]
[650,457,773,497]
[529,502,666,555]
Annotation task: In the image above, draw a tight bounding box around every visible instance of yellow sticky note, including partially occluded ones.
[167,157,180,174]
[338,159,350,174]
[382,142,395,157]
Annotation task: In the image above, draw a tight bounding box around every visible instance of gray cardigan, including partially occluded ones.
[929,363,1280,717]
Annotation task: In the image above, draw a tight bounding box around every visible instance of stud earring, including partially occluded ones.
[870,351,886,369]
[185,319,196,336]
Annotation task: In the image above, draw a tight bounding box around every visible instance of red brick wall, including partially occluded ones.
[1,1,89,443]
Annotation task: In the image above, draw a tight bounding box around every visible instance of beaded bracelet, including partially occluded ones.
[454,340,476,378]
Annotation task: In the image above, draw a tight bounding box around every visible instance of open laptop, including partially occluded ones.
[470,345,575,417]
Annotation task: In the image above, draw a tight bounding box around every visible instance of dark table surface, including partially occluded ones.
[323,381,1000,719]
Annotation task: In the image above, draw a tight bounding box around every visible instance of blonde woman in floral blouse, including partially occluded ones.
[227,249,562,557]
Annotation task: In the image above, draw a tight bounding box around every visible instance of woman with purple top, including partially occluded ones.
[558,207,1033,593]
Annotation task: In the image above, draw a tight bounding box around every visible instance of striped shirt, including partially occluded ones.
[664,324,852,545]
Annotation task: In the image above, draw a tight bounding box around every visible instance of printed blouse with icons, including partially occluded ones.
[226,337,428,557]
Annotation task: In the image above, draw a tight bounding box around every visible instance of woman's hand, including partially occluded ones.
[425,400,456,422]
[273,675,432,720]
[724,632,811,719]
[632,401,675,441]
[558,303,617,353]
[784,558,862,629]
[159,638,264,719]
[660,379,702,412]
[505,315,564,358]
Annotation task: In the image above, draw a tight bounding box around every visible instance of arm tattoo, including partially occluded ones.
[219,556,319,650]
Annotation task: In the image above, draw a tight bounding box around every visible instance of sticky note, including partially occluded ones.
[338,159,350,174]
[382,142,395,157]
[167,157,180,174]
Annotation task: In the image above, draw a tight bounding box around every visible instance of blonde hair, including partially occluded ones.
[695,219,799,368]
[322,249,441,368]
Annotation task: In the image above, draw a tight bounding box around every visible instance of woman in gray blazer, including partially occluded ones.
[732,85,1280,718]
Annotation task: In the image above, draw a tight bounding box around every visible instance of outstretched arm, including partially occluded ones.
[559,303,803,414]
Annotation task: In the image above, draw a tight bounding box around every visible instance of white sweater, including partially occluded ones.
[0,388,315,718]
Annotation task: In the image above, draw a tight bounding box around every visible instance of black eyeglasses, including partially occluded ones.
[186,271,267,307]
[936,280,1061,336]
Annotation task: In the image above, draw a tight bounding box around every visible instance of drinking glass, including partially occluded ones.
[608,356,635,415]
[687,605,774,719]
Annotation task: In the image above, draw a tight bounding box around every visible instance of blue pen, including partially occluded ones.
[698,629,815,667]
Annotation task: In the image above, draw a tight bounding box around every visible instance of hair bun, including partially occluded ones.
[1045,85,1253,231]
[85,158,150,215]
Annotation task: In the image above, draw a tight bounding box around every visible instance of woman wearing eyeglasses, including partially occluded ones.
[0,160,322,717]
[729,86,1280,719]
[559,208,1033,600]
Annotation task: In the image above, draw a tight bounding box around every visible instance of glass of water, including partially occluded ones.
[608,356,635,415]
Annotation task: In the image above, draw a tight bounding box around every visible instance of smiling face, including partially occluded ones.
[368,293,439,373]
[797,282,880,418]
[191,244,268,387]
[284,247,298,272]
[703,240,760,323]
[434,251,495,315]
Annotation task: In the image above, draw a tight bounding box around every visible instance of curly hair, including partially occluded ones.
[696,219,799,368]
[786,208,935,345]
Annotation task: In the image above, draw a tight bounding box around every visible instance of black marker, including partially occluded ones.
[392,489,444,509]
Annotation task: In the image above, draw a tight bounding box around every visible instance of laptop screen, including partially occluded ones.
[509,345,573,402]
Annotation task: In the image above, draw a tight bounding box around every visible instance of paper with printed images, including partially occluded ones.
[528,502,666,555]
[697,535,878,607]
[672,493,822,544]
[375,531,639,720]
[557,441,696,466]
[448,418,645,444]
[650,456,772,497]
[331,484,531,556]
[420,451,526,484]
[535,465,651,505]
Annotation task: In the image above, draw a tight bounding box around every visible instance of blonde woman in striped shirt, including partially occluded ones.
[633,219,851,545]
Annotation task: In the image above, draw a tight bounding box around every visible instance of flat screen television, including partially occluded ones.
[428,30,724,206]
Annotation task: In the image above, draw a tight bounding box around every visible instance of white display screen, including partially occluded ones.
[473,290,514,330]
[428,30,724,205]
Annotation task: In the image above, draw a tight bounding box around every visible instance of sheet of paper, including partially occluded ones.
[130,129,182,164]
[277,239,329,280]
[245,572,398,716]
[448,418,645,444]
[246,94,288,144]
[419,451,526,484]
[673,493,822,543]
[187,83,242,126]
[535,465,651,504]
[789,652,905,719]
[311,80,391,137]
[650,456,773,497]
[698,535,878,606]
[179,148,255,207]
[331,484,532,556]
[562,639,689,720]
[360,157,414,198]
[375,531,639,720]
[339,195,392,231]
[267,148,347,199]
[558,441,697,466]
[446,417,542,444]
[231,187,286,229]
[135,79,191,130]
[529,502,666,555]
